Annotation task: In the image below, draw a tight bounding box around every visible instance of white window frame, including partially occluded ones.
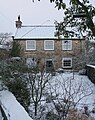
[62,40,72,50]
[26,40,36,50]
[44,40,54,50]
[62,58,72,68]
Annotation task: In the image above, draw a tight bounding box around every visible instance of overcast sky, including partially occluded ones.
[0,0,63,34]
[0,0,94,34]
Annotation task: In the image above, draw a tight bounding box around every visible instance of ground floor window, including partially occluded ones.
[26,57,36,67]
[62,58,72,68]
[45,59,54,72]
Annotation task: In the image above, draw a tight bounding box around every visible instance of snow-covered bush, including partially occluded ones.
[1,58,30,112]
[79,69,87,75]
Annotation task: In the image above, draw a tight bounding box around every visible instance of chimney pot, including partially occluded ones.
[15,15,22,28]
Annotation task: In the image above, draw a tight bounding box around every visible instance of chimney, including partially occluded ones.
[15,15,22,28]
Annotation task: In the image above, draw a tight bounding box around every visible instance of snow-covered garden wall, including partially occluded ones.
[86,65,95,84]
[0,90,33,120]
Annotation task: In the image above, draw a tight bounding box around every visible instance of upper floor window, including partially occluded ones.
[26,40,36,50]
[44,40,54,50]
[62,40,72,50]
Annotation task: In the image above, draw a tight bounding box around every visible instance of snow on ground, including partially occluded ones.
[47,72,95,117]
[0,72,95,120]
[0,90,33,120]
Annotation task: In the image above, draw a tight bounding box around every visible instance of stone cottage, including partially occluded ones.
[13,16,85,71]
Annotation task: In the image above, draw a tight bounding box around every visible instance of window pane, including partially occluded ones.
[44,40,54,50]
[62,40,72,50]
[62,58,72,68]
[26,40,36,50]
[64,60,71,66]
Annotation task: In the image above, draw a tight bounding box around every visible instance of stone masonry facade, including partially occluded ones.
[16,38,85,71]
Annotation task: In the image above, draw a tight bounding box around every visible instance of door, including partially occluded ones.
[45,59,54,72]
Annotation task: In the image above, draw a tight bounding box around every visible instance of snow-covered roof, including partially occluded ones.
[90,40,95,43]
[14,25,57,39]
[87,64,95,69]
[0,45,10,50]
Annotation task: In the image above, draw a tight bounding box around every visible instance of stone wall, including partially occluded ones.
[18,39,85,70]
[86,65,95,84]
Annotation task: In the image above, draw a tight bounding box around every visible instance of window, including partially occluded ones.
[26,40,36,50]
[44,40,54,50]
[62,58,72,68]
[26,57,36,67]
[62,40,72,50]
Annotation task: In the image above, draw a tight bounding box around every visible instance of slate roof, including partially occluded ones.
[14,25,58,39]
[14,25,85,41]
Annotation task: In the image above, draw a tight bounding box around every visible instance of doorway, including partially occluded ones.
[45,59,54,72]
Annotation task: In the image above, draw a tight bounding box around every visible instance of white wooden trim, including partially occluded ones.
[44,40,54,50]
[26,40,36,50]
[62,58,72,68]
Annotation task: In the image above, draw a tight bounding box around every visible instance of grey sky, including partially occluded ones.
[0,0,63,34]
[0,0,94,34]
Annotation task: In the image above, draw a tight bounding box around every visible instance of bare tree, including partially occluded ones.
[0,33,12,45]
[0,33,12,60]
[26,66,52,117]
[0,54,53,117]
[46,74,93,120]
[72,39,95,72]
